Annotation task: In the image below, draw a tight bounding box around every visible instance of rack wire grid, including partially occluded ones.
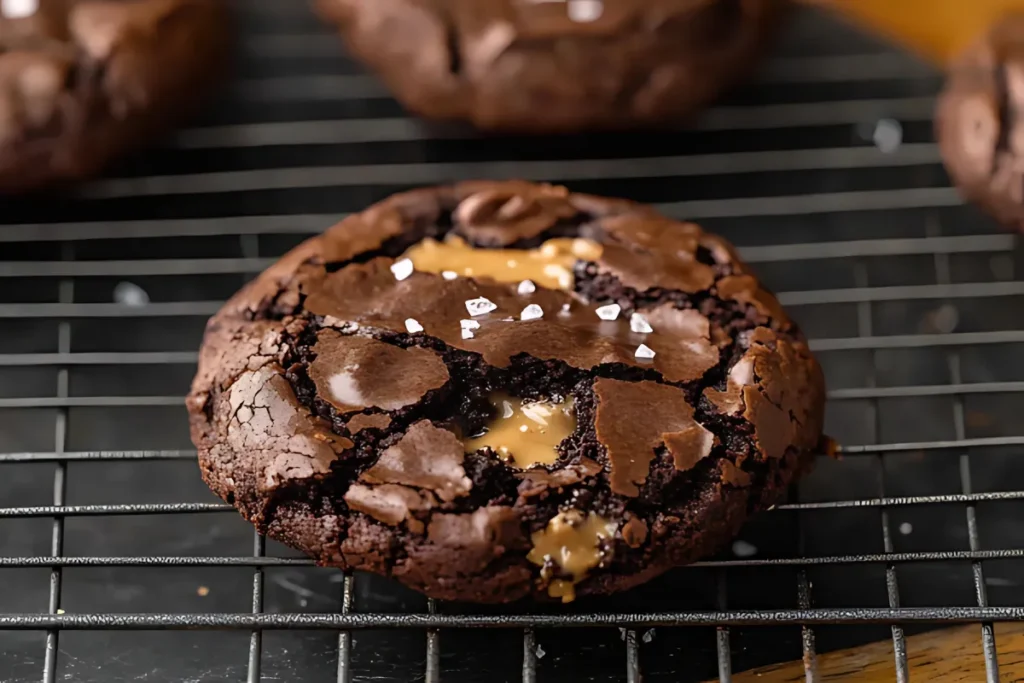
[3,1,1024,682]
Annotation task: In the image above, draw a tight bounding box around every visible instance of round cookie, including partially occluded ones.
[937,13,1024,230]
[315,0,786,132]
[0,0,229,193]
[187,181,826,603]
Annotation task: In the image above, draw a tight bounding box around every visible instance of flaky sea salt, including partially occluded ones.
[442,270,458,280]
[520,403,552,426]
[634,343,656,360]
[559,303,572,317]
[2,0,38,19]
[465,297,497,316]
[520,304,544,321]
[567,0,602,23]
[630,312,653,334]
[460,319,480,340]
[390,258,414,281]
[517,279,537,295]
[595,303,621,321]
[404,318,424,334]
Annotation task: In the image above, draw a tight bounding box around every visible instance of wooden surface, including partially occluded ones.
[712,622,1024,682]
[804,0,1024,63]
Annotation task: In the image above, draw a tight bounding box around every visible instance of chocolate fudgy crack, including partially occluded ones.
[0,0,228,193]
[188,181,826,603]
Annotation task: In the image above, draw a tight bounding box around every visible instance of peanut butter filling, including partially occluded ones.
[402,235,603,291]
[527,510,618,602]
[464,393,575,468]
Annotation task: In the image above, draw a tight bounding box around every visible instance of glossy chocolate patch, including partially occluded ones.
[308,330,450,413]
[361,420,472,502]
[594,377,714,497]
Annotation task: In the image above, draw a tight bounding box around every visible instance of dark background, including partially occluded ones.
[3,1,1024,681]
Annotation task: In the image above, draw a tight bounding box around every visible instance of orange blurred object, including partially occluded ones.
[805,0,1024,63]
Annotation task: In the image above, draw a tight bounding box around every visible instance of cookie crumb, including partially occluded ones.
[731,540,757,558]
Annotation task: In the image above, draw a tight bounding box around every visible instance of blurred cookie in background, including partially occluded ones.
[0,0,229,194]
[315,0,787,133]
[937,13,1024,231]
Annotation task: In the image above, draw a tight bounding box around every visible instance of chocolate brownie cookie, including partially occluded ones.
[0,0,229,193]
[315,0,786,132]
[937,14,1024,230]
[187,181,825,603]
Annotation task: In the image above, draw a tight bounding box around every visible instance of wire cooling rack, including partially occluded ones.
[4,1,1024,681]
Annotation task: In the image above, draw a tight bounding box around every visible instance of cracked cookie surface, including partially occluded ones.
[0,0,228,193]
[314,0,785,132]
[187,181,826,603]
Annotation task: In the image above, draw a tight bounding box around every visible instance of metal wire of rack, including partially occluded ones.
[3,1,1024,681]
